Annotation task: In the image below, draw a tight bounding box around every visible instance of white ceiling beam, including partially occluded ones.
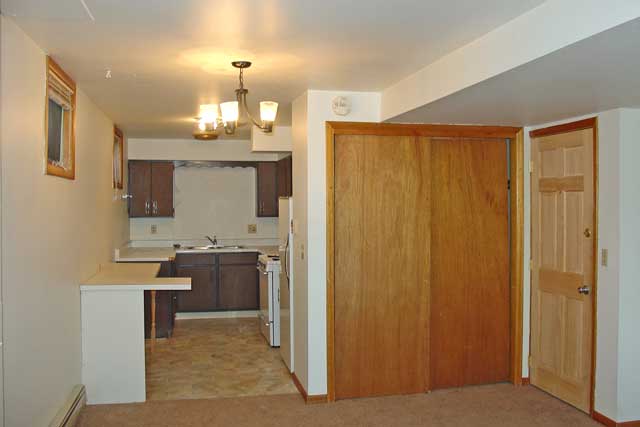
[381,0,640,122]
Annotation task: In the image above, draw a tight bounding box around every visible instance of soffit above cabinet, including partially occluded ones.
[251,126,292,153]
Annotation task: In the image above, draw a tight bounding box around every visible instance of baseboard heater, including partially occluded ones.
[49,385,86,427]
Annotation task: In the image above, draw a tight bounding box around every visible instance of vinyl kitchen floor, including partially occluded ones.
[145,318,297,400]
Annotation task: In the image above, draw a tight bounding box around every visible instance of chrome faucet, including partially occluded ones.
[205,235,218,246]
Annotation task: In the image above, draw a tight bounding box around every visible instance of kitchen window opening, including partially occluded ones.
[45,57,76,179]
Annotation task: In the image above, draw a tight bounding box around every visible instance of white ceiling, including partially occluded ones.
[389,18,640,127]
[1,0,545,138]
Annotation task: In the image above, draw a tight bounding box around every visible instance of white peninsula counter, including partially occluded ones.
[80,263,191,404]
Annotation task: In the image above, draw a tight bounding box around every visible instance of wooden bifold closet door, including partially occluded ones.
[333,133,510,399]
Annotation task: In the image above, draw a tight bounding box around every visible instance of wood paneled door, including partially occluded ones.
[430,138,510,389]
[333,135,431,399]
[530,119,596,413]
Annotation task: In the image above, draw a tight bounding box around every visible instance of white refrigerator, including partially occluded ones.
[278,197,294,372]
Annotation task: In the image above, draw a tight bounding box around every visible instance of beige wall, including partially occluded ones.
[1,17,129,427]
[127,138,282,244]
[128,138,280,162]
[291,90,381,395]
[291,92,308,391]
[130,166,278,244]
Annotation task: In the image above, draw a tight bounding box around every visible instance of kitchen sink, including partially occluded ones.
[178,245,245,250]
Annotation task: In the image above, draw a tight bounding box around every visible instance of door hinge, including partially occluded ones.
[529,160,534,174]
[507,179,511,190]
[529,259,533,270]
[528,355,533,366]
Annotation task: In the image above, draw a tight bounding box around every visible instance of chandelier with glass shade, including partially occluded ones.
[193,61,278,140]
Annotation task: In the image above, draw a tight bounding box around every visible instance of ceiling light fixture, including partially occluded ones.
[193,61,278,141]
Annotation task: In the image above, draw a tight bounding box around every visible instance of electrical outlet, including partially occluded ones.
[601,248,608,267]
[150,224,158,234]
[247,224,257,234]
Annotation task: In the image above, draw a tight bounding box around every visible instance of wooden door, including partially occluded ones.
[333,135,431,399]
[530,125,595,413]
[175,265,217,312]
[257,162,278,217]
[430,138,510,389]
[128,160,151,217]
[151,162,174,217]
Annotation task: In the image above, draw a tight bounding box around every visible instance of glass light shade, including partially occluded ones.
[220,101,239,123]
[199,104,219,123]
[260,101,278,122]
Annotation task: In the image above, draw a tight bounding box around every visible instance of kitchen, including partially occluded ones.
[5,2,640,425]
[100,125,296,402]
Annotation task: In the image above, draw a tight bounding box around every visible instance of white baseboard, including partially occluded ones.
[49,385,86,427]
[176,310,259,320]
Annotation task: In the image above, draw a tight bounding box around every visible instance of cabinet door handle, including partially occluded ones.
[260,201,264,214]
[152,200,158,215]
[145,200,150,215]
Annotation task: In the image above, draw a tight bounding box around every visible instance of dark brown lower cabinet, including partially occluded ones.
[175,262,217,312]
[219,252,259,311]
[219,264,259,310]
[143,261,176,339]
[174,252,258,312]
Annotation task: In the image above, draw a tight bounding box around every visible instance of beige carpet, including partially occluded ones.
[77,384,600,427]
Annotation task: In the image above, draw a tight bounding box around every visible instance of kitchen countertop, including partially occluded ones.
[81,262,191,291]
[114,247,178,262]
[114,245,279,262]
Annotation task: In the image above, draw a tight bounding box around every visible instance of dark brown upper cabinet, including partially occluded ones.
[277,155,293,198]
[150,162,174,216]
[128,160,174,217]
[256,162,278,217]
[128,161,151,217]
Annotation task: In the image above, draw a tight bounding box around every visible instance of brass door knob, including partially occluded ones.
[584,228,592,238]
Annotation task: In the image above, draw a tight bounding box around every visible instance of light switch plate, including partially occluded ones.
[248,224,257,234]
[150,224,158,234]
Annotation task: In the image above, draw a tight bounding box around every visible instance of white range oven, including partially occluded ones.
[257,254,280,347]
